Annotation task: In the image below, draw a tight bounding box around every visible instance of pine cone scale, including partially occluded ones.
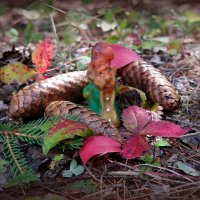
[45,101,121,141]
[9,71,89,118]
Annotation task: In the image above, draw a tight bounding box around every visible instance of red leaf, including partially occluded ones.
[32,39,53,73]
[111,44,140,69]
[139,121,189,137]
[121,135,149,159]
[80,136,121,164]
[43,118,92,155]
[129,33,141,45]
[48,118,91,137]
[122,106,154,133]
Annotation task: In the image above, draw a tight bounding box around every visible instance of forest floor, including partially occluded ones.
[0,0,200,200]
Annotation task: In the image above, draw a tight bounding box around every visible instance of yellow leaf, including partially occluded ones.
[0,62,36,84]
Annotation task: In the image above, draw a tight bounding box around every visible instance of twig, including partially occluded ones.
[136,164,194,182]
[162,186,200,198]
[108,161,194,183]
[80,188,112,200]
[144,172,187,184]
[181,132,200,138]
[44,3,67,14]
[45,56,83,73]
[107,171,140,176]
[84,165,102,183]
[49,12,66,64]
[39,183,77,200]
[63,56,83,66]
[166,116,200,127]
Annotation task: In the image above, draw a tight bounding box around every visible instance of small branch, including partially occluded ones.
[108,160,194,183]
[49,12,66,64]
[84,165,101,183]
[136,164,194,183]
[181,132,200,138]
[45,56,83,73]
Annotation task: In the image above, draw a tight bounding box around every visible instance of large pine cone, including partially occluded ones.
[45,101,121,141]
[9,59,181,119]
[119,60,180,110]
[9,71,89,118]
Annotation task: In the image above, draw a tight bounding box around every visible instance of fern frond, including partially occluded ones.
[63,137,84,150]
[0,114,82,187]
[0,134,34,177]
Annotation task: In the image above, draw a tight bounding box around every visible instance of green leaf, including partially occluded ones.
[53,154,64,162]
[31,32,44,43]
[0,62,36,84]
[154,139,171,148]
[152,162,160,166]
[184,11,200,23]
[176,161,200,177]
[119,19,127,30]
[43,118,92,155]
[66,10,92,29]
[141,40,162,50]
[151,36,170,44]
[28,0,54,14]
[106,35,120,43]
[24,21,44,44]
[62,26,79,45]
[24,22,34,44]
[62,170,73,178]
[167,39,182,55]
[6,28,19,43]
[62,159,84,178]
[140,154,153,163]
[72,165,84,176]
[67,180,96,193]
[76,56,91,70]
[70,159,78,170]
[96,20,117,32]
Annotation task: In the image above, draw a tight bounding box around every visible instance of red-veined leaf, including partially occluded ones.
[121,135,149,159]
[139,121,189,137]
[32,38,53,73]
[111,44,140,69]
[0,62,36,84]
[80,136,121,164]
[43,118,92,155]
[122,106,154,133]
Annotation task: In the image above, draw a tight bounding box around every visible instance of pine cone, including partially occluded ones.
[119,60,180,111]
[45,101,121,141]
[9,71,89,118]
